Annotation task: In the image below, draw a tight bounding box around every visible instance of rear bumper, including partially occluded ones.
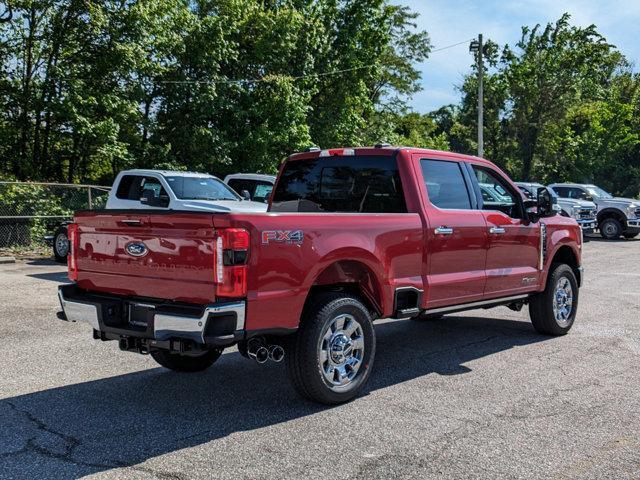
[57,284,245,348]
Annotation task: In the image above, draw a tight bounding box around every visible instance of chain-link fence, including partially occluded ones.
[0,182,110,248]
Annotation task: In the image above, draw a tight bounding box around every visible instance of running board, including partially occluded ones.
[422,295,530,316]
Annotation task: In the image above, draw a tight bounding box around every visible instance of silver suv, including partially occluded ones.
[516,182,597,233]
[548,183,640,240]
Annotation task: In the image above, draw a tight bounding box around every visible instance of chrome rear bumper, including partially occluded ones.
[57,285,245,346]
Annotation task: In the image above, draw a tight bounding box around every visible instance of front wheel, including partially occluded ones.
[286,293,375,404]
[600,218,622,240]
[529,263,579,335]
[151,348,222,372]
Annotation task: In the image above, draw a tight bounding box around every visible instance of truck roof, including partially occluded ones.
[224,173,276,183]
[288,146,495,167]
[548,183,596,188]
[118,169,218,178]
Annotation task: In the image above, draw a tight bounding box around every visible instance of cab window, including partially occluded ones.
[116,175,167,201]
[420,159,471,210]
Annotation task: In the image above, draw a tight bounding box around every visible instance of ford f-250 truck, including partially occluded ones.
[57,147,584,404]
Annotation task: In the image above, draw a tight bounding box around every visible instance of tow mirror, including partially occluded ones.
[524,187,559,222]
[240,190,251,201]
[537,187,558,219]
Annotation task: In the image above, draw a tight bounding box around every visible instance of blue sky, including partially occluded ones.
[402,0,640,113]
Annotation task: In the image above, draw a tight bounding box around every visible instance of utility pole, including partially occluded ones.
[470,34,484,158]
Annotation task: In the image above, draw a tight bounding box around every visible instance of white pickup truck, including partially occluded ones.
[51,169,267,262]
[106,170,268,212]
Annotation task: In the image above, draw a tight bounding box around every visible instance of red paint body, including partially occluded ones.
[72,148,582,333]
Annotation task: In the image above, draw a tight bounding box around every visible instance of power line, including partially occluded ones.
[157,39,474,84]
[430,39,475,54]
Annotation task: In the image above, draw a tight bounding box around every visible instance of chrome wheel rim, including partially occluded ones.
[553,277,573,327]
[318,314,365,391]
[56,233,69,257]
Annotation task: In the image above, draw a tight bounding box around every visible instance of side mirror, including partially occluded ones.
[140,188,169,208]
[536,187,558,219]
[524,187,559,222]
[240,190,251,201]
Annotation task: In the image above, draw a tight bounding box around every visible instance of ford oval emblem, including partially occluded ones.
[125,242,148,257]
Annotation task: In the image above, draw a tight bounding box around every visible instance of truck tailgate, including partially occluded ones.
[74,212,217,304]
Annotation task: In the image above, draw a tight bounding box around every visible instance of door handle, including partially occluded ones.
[434,226,454,235]
[120,219,142,226]
[489,226,506,234]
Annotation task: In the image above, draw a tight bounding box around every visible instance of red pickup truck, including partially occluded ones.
[57,146,583,404]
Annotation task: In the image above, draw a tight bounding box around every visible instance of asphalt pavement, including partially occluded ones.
[1,237,639,479]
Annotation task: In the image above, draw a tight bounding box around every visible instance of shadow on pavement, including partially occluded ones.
[27,271,70,283]
[0,315,547,479]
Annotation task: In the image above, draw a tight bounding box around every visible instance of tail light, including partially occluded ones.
[67,223,79,281]
[214,228,249,298]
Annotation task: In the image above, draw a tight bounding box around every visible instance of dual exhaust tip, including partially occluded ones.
[247,343,284,364]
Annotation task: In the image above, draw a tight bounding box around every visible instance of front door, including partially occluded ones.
[418,157,488,308]
[469,164,540,297]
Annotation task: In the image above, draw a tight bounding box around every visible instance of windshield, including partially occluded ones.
[586,186,613,199]
[165,176,240,201]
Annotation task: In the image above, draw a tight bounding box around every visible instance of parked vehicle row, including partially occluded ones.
[50,171,274,262]
[516,182,639,240]
[56,146,583,404]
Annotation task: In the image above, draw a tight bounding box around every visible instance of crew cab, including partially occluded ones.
[516,182,597,233]
[57,147,584,404]
[549,183,640,240]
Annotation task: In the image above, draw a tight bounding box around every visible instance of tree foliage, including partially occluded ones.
[436,14,639,196]
[0,0,432,183]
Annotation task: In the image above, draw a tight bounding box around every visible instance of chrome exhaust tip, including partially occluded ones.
[268,345,284,363]
[248,345,269,364]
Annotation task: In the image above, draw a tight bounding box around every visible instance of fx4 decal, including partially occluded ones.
[262,230,304,245]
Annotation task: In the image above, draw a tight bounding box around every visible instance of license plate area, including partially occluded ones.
[126,302,155,328]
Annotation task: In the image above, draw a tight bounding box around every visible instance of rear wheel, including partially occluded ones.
[529,263,578,336]
[151,348,222,372]
[600,218,622,240]
[286,293,375,404]
[53,226,69,263]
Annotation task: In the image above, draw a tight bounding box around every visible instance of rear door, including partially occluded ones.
[468,164,540,297]
[416,157,488,308]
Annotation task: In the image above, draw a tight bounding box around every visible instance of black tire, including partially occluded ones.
[599,218,622,240]
[53,226,69,263]
[411,313,444,321]
[624,232,639,239]
[529,263,579,336]
[286,293,376,405]
[151,348,222,372]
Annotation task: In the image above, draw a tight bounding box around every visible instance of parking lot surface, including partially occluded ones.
[1,238,639,479]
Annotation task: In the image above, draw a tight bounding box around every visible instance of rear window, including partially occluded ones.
[271,156,407,213]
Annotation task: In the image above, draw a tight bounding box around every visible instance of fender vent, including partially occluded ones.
[539,222,547,270]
